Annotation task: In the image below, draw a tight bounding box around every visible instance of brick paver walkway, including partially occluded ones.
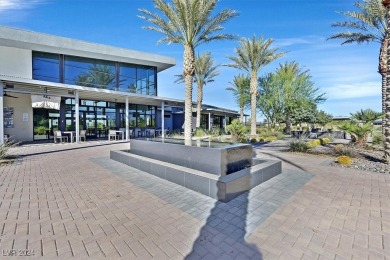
[0,141,389,259]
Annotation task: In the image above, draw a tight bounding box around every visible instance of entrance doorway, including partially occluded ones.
[33,108,60,140]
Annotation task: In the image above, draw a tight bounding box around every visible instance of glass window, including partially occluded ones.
[32,52,157,96]
[64,56,116,90]
[120,64,137,79]
[32,52,60,83]
[119,77,137,93]
[129,105,136,127]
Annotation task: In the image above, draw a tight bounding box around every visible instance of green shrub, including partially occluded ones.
[274,132,285,140]
[320,137,331,145]
[194,128,207,137]
[34,126,47,135]
[265,136,277,142]
[250,138,257,143]
[209,127,223,137]
[307,139,321,148]
[258,137,265,142]
[373,132,383,145]
[289,140,309,153]
[337,155,352,166]
[226,119,247,142]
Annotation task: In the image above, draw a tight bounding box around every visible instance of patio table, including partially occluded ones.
[63,131,76,143]
[115,130,124,141]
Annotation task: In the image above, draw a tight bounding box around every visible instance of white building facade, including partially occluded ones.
[0,26,239,143]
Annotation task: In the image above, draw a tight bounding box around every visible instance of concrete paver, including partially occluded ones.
[0,140,388,259]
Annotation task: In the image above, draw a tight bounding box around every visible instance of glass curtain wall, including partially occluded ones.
[64,56,116,90]
[119,104,156,128]
[32,51,157,96]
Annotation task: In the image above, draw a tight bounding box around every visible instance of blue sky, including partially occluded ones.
[0,0,381,118]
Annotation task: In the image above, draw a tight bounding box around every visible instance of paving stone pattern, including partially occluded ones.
[0,141,388,259]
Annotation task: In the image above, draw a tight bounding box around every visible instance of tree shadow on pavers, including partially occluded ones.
[185,190,263,259]
[257,151,308,173]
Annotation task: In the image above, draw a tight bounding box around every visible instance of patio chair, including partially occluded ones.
[79,130,86,142]
[108,130,117,141]
[54,130,68,143]
[148,129,156,138]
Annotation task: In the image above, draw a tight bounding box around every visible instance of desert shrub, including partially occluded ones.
[320,137,331,145]
[333,144,357,157]
[194,128,207,137]
[274,132,285,140]
[226,119,247,142]
[265,136,277,142]
[209,127,223,136]
[373,132,383,145]
[289,140,309,153]
[307,139,321,148]
[0,141,17,160]
[337,155,352,166]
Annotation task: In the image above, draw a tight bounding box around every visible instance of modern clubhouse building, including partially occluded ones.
[0,26,240,143]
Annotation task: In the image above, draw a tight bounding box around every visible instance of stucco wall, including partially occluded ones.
[4,93,33,142]
[0,46,32,78]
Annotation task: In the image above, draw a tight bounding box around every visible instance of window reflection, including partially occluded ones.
[32,51,157,96]
[65,56,116,90]
[32,52,60,83]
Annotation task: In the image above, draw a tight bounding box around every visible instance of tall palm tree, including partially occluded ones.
[226,74,250,123]
[139,0,237,141]
[328,0,390,161]
[227,36,284,135]
[176,52,220,128]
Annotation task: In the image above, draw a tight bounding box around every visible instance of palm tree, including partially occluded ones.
[351,108,383,122]
[227,36,284,135]
[226,74,250,123]
[76,65,116,90]
[176,52,220,128]
[139,0,237,141]
[328,0,389,161]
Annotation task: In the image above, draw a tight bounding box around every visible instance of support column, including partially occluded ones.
[161,101,165,139]
[0,82,3,144]
[125,97,129,140]
[208,112,211,131]
[75,90,79,143]
[224,114,227,131]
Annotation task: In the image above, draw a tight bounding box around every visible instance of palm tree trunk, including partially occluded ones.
[183,45,195,143]
[250,72,258,136]
[239,106,244,123]
[196,83,203,128]
[384,50,390,162]
[380,11,390,162]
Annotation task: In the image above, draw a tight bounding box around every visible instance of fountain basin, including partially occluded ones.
[129,138,253,176]
[110,138,282,202]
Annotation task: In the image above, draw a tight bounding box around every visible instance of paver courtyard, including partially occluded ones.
[0,142,389,259]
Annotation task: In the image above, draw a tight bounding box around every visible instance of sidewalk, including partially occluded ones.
[0,141,388,259]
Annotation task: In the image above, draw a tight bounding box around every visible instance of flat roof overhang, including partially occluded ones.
[1,75,240,116]
[0,76,185,107]
[0,26,176,72]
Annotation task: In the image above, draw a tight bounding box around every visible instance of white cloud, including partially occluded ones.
[0,0,44,11]
[324,81,381,100]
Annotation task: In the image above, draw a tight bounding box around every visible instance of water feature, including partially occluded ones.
[110,138,281,202]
